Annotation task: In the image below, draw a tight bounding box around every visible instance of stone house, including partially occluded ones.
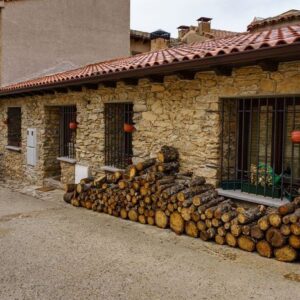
[0,0,130,86]
[0,23,300,205]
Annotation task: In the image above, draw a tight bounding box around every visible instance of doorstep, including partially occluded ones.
[217,188,289,208]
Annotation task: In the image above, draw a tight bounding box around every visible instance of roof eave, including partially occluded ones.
[1,43,300,98]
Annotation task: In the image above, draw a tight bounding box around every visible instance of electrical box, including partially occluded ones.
[75,164,89,184]
[27,128,37,166]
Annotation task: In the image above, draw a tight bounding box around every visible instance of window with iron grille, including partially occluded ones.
[59,106,77,159]
[104,103,133,169]
[7,107,22,147]
[220,96,300,200]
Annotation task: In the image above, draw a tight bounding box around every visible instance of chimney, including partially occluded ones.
[150,29,170,51]
[197,17,212,34]
[177,25,190,39]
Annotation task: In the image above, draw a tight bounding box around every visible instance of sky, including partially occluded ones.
[131,0,300,37]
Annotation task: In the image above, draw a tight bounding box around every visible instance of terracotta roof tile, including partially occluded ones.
[1,24,300,93]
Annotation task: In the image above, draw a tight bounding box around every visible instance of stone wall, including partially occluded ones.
[0,61,300,185]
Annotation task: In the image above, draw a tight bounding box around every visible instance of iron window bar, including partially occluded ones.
[104,102,133,169]
[7,107,22,147]
[59,106,76,159]
[220,96,300,200]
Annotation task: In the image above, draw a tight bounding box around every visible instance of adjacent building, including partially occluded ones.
[0,0,130,86]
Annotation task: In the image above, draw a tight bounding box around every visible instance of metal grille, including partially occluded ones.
[59,106,76,159]
[221,96,300,199]
[7,107,22,147]
[104,103,133,169]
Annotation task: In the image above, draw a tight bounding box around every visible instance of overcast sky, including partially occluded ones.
[131,0,300,36]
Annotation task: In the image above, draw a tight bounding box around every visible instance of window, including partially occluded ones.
[59,106,77,159]
[220,96,300,199]
[104,103,133,169]
[7,107,22,147]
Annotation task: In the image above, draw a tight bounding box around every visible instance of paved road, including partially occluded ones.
[0,186,300,300]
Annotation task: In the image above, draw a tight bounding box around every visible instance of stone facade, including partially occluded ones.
[0,61,300,186]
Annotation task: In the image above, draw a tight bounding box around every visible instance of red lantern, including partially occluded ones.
[123,123,135,133]
[291,130,300,144]
[69,122,77,130]
[3,119,9,125]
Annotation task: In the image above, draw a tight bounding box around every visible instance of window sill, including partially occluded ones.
[101,166,125,173]
[6,145,21,152]
[57,157,76,164]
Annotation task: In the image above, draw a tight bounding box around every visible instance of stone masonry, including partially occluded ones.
[0,61,300,186]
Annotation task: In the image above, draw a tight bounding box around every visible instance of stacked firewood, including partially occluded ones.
[63,146,300,263]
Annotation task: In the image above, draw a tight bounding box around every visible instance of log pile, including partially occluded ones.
[63,146,300,263]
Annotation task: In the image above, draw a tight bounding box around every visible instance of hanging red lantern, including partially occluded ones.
[69,122,77,130]
[123,123,135,133]
[291,130,300,144]
[3,118,9,125]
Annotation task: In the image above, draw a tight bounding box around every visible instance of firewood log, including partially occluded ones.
[212,218,222,228]
[185,221,198,238]
[63,192,74,204]
[250,225,264,240]
[268,213,282,228]
[156,176,175,187]
[242,222,256,236]
[225,233,237,247]
[238,235,256,252]
[76,183,92,193]
[198,197,225,214]
[64,184,76,193]
[181,207,192,221]
[192,190,218,206]
[215,235,226,245]
[136,158,156,171]
[217,226,227,237]
[258,215,270,231]
[205,219,212,228]
[197,221,207,232]
[207,228,216,240]
[213,200,234,219]
[290,223,300,235]
[221,210,237,223]
[274,246,297,262]
[157,162,180,173]
[162,184,185,199]
[170,212,185,235]
[238,205,266,224]
[157,145,179,163]
[283,208,300,224]
[128,209,138,222]
[189,176,206,187]
[191,212,201,222]
[278,202,296,216]
[155,210,168,229]
[231,224,242,237]
[120,208,128,219]
[256,240,273,258]
[289,235,300,249]
[126,165,137,179]
[177,184,214,202]
[93,175,107,187]
[280,224,291,236]
[266,227,287,248]
[138,215,147,224]
[200,230,209,241]
[71,198,80,207]
[147,216,155,226]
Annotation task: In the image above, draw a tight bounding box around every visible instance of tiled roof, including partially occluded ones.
[1,24,300,94]
[248,10,300,32]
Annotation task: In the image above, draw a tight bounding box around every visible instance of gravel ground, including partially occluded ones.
[0,185,300,300]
